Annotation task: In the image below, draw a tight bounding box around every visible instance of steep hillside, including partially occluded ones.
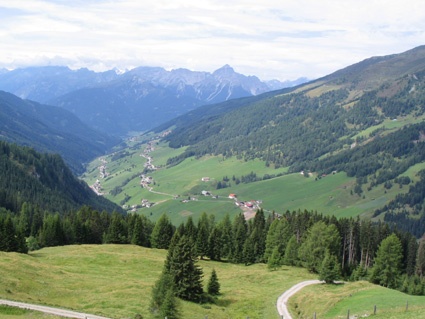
[0,141,123,214]
[0,91,119,173]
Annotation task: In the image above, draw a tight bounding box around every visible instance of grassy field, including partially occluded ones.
[0,305,65,319]
[0,245,316,319]
[81,134,414,224]
[288,281,425,319]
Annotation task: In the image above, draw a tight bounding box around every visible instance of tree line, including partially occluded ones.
[1,206,424,296]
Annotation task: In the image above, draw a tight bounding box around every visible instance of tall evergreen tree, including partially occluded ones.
[219,214,233,259]
[370,234,403,289]
[207,269,220,296]
[298,221,341,273]
[319,250,341,284]
[196,212,210,259]
[283,235,299,266]
[169,235,204,302]
[232,214,247,263]
[151,213,174,249]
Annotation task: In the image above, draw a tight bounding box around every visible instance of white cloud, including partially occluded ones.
[0,0,424,80]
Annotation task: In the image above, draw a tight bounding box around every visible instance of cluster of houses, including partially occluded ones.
[140,140,157,171]
[229,193,262,210]
[98,158,109,179]
[140,174,153,189]
[90,179,104,196]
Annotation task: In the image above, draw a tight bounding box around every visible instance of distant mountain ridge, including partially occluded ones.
[0,65,307,136]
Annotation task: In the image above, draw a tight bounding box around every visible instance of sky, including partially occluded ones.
[0,0,425,81]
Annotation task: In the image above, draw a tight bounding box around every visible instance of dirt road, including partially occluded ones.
[276,280,323,319]
[0,299,111,319]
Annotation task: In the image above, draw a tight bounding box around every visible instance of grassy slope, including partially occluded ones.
[289,281,425,319]
[0,245,316,319]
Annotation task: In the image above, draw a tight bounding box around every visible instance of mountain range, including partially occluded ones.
[0,65,306,136]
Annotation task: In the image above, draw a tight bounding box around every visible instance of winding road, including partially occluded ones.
[1,280,322,319]
[277,280,323,319]
[0,299,111,319]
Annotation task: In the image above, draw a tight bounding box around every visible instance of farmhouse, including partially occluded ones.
[228,193,237,199]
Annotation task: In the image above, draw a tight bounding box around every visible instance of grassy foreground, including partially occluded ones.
[289,281,425,319]
[0,245,316,319]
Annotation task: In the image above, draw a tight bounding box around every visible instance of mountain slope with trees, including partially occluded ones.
[154,45,425,236]
[0,140,123,215]
[0,90,119,173]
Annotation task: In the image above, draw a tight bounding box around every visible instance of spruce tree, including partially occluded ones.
[370,234,403,289]
[207,269,220,296]
[169,235,204,302]
[319,250,340,283]
[159,288,179,319]
[283,235,299,266]
[151,213,174,249]
[268,246,283,270]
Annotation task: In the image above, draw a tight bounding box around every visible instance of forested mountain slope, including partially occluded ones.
[0,91,119,173]
[156,45,425,236]
[0,141,123,214]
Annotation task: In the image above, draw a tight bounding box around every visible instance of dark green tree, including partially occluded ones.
[159,288,179,319]
[207,269,220,296]
[232,214,247,263]
[196,212,210,259]
[169,235,204,302]
[370,234,403,289]
[283,235,299,266]
[319,250,341,283]
[151,213,174,249]
[268,246,283,270]
[150,271,178,318]
[298,221,341,273]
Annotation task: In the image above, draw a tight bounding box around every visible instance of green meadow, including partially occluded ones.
[82,136,412,224]
[289,281,425,319]
[0,245,316,319]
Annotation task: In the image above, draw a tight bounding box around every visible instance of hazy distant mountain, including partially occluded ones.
[266,77,310,90]
[0,66,119,103]
[45,65,297,135]
[0,90,119,173]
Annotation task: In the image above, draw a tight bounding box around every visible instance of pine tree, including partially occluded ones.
[151,213,174,249]
[232,214,247,263]
[207,269,220,295]
[268,246,283,270]
[159,288,179,319]
[319,250,340,284]
[370,234,403,289]
[196,213,210,259]
[298,221,341,273]
[207,226,223,261]
[169,235,204,302]
[219,214,233,259]
[283,235,299,266]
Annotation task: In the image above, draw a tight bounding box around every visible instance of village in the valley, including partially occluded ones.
[90,131,262,219]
